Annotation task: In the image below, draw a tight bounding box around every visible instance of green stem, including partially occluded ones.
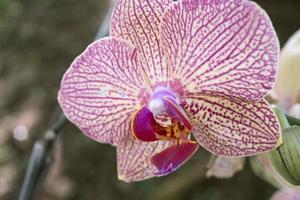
[18,113,68,200]
[18,2,115,200]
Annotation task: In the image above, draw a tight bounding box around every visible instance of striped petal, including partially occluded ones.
[117,136,173,182]
[111,0,174,85]
[58,37,148,145]
[161,0,279,100]
[184,94,281,156]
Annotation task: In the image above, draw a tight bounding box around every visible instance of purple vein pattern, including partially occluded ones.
[161,0,279,100]
[58,38,148,145]
[184,93,280,156]
[117,135,173,182]
[111,0,173,84]
[58,0,281,182]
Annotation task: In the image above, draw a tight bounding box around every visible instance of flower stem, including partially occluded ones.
[18,2,115,199]
[18,113,68,200]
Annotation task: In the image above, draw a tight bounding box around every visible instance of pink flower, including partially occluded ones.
[58,0,281,182]
[271,188,300,200]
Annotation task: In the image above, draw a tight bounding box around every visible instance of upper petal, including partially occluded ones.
[58,37,147,145]
[184,94,281,156]
[117,136,173,182]
[161,0,279,100]
[111,0,174,85]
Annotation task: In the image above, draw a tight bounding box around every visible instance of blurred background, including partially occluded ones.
[0,0,299,199]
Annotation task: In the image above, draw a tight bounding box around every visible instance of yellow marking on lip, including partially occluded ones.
[155,134,171,141]
[131,107,192,142]
[156,122,191,141]
[130,110,140,141]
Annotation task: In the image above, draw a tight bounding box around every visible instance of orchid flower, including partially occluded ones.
[58,0,281,182]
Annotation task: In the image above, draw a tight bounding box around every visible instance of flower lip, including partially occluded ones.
[151,140,199,176]
[132,87,193,142]
[131,106,167,142]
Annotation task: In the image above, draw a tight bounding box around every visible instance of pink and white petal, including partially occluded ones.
[111,0,174,84]
[161,0,279,100]
[270,188,300,200]
[184,94,281,156]
[58,37,148,145]
[117,136,174,182]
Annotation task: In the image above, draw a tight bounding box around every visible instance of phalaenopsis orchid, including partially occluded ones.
[58,0,281,182]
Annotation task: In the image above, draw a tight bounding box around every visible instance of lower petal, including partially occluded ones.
[117,136,173,182]
[151,140,199,176]
[184,94,281,156]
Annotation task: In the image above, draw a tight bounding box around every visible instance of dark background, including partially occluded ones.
[0,0,299,199]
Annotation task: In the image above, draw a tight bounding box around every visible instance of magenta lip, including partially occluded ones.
[131,106,167,142]
[131,87,192,142]
[151,140,199,176]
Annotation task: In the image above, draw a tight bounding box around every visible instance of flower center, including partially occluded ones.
[131,87,199,177]
[131,87,192,142]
